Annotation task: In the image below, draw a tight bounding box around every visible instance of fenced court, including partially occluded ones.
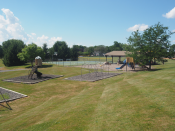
[78,56,125,62]
[43,56,126,66]
[44,61,105,66]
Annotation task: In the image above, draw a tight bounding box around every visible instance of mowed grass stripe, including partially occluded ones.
[125,74,175,130]
[0,79,103,130]
[0,83,83,130]
[87,71,175,130]
[88,82,123,130]
[20,83,105,130]
[87,77,149,130]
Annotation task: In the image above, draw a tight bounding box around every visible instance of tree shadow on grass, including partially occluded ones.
[25,64,53,69]
[147,68,162,71]
[131,68,163,72]
[0,102,12,110]
[38,65,53,68]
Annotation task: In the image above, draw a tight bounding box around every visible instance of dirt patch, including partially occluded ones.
[74,64,155,72]
[3,74,63,84]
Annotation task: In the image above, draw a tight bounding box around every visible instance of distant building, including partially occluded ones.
[93,51,100,56]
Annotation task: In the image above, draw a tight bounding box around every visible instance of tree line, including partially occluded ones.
[0,39,132,67]
[0,22,175,68]
[0,40,79,66]
[68,41,132,57]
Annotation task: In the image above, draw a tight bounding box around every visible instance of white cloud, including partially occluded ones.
[48,37,62,47]
[1,8,19,24]
[127,24,149,32]
[0,8,62,48]
[36,35,49,47]
[173,40,175,42]
[127,24,140,32]
[139,24,149,31]
[172,29,175,32]
[163,7,175,18]
[0,15,7,25]
[36,35,62,47]
[0,8,28,44]
[37,35,49,41]
[31,33,36,36]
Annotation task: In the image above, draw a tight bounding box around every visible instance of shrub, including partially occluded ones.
[2,39,25,66]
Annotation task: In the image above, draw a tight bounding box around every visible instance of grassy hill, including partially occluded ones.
[0,59,175,130]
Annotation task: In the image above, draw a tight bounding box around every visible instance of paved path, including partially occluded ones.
[0,69,27,72]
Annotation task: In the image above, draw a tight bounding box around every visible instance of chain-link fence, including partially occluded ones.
[43,57,126,66]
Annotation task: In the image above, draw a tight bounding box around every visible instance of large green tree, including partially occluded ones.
[112,41,123,51]
[0,45,3,58]
[69,45,87,56]
[87,47,94,56]
[48,47,54,60]
[94,45,107,56]
[169,44,175,58]
[42,43,49,60]
[17,43,45,66]
[107,41,125,52]
[127,22,174,69]
[53,41,70,60]
[122,44,133,51]
[71,45,79,60]
[2,39,25,66]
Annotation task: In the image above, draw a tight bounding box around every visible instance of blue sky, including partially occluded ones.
[0,0,175,48]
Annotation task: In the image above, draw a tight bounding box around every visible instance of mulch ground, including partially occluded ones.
[3,74,63,84]
[65,72,123,82]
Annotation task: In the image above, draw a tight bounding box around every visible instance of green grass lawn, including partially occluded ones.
[0,59,32,70]
[0,59,175,130]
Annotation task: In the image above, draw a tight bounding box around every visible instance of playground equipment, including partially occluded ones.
[116,59,127,69]
[28,65,42,79]
[81,62,110,78]
[35,56,42,67]
[116,57,135,71]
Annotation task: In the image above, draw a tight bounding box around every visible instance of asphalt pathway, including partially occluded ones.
[0,69,27,72]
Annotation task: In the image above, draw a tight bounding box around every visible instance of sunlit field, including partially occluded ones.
[0,59,175,130]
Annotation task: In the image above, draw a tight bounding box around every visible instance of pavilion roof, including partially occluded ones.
[105,51,130,57]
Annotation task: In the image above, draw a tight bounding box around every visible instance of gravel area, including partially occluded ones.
[3,74,63,84]
[0,69,27,72]
[74,64,148,72]
[65,72,122,82]
[0,87,27,103]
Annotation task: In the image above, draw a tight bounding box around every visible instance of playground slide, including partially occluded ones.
[116,59,126,69]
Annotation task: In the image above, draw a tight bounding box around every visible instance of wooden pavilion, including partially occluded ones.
[104,51,130,63]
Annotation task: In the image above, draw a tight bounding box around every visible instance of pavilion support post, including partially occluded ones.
[112,56,113,64]
[126,59,127,72]
[106,56,107,62]
[119,56,121,63]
